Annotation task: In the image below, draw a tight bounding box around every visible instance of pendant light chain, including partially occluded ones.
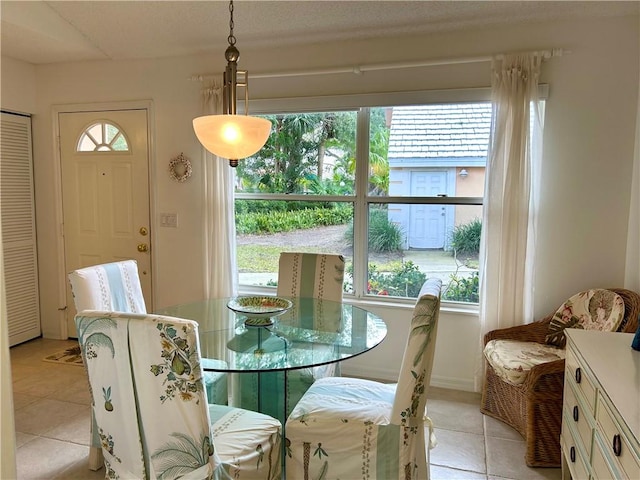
[228,0,236,47]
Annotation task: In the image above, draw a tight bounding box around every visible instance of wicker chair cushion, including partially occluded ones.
[545,289,625,347]
[484,340,566,386]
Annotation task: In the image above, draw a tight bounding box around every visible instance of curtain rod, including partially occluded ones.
[189,48,568,82]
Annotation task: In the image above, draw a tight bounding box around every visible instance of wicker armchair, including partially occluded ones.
[480,288,640,468]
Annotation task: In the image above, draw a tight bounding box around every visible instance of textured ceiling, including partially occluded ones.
[1,1,638,65]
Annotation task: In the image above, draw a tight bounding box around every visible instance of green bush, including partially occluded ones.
[344,208,403,253]
[366,261,427,298]
[443,271,479,303]
[450,218,482,257]
[235,199,339,215]
[235,205,352,234]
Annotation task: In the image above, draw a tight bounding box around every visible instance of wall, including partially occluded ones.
[0,56,37,114]
[2,14,638,391]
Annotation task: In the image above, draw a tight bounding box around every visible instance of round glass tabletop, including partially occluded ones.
[156,297,387,373]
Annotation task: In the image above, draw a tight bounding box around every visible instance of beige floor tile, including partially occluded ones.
[15,431,37,448]
[430,387,482,405]
[428,396,484,435]
[431,464,488,479]
[51,459,104,480]
[14,398,89,436]
[485,436,561,480]
[430,428,486,474]
[49,377,92,405]
[16,436,89,480]
[12,392,41,411]
[12,368,82,397]
[42,408,92,445]
[483,414,524,442]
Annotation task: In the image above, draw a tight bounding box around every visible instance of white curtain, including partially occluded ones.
[201,83,238,298]
[475,53,544,390]
[624,80,640,292]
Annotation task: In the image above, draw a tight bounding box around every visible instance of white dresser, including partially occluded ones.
[561,329,640,479]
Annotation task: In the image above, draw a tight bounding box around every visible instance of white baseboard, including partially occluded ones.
[430,374,476,392]
[341,365,476,393]
[340,364,397,383]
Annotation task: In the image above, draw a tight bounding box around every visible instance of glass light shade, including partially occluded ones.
[193,114,271,159]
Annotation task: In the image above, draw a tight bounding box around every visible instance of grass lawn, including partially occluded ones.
[237,245,331,272]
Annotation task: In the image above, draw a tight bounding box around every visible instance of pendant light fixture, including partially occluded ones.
[193,0,271,167]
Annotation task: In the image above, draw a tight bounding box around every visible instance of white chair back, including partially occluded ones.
[277,252,345,301]
[391,278,442,425]
[69,260,146,313]
[76,311,219,479]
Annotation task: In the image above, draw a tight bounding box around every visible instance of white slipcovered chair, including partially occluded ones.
[234,253,345,421]
[285,278,442,479]
[68,259,147,314]
[75,310,282,480]
[276,252,345,301]
[69,260,228,470]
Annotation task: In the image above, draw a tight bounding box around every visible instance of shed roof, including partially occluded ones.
[388,103,491,164]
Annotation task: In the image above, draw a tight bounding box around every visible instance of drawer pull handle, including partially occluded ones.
[570,446,576,463]
[612,434,622,456]
[572,405,579,422]
[575,367,581,383]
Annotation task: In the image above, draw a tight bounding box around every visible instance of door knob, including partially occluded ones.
[137,243,149,252]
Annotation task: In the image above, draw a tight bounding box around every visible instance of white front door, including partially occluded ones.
[59,109,152,336]
[409,171,447,249]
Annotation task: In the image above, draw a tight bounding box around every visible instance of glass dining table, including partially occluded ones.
[156,296,388,424]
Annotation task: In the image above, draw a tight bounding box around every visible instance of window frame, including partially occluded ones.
[237,88,494,308]
[238,86,547,309]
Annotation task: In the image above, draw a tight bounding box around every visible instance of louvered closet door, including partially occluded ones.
[1,112,41,346]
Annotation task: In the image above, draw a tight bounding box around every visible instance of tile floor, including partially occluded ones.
[10,337,563,480]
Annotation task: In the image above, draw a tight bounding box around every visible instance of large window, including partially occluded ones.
[235,92,491,305]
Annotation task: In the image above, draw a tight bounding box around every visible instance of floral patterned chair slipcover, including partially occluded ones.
[76,311,282,480]
[235,252,346,420]
[69,261,228,471]
[285,278,442,480]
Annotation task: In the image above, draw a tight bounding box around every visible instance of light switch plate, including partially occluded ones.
[160,213,178,227]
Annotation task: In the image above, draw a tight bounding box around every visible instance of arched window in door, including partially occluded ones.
[77,121,130,152]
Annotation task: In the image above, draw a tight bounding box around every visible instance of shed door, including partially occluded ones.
[409,171,446,249]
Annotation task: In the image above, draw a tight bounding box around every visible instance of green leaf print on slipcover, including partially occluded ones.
[75,315,117,420]
[149,322,204,404]
[151,432,213,479]
[76,314,116,361]
[409,301,436,367]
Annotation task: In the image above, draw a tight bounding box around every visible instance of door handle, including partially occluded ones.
[137,243,149,252]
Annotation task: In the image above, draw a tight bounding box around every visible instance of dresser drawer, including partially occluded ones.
[561,431,590,480]
[596,392,640,480]
[593,433,622,479]
[564,380,593,452]
[565,346,596,411]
